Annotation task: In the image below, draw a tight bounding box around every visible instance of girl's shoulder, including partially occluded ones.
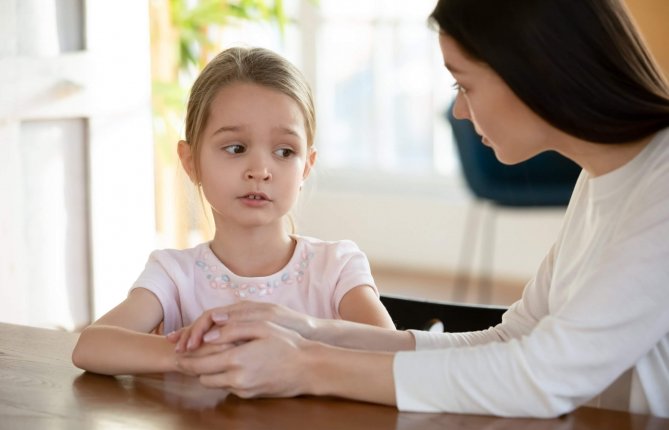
[146,242,211,268]
[291,235,369,272]
[292,234,362,255]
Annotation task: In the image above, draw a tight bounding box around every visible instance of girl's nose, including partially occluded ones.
[245,166,272,181]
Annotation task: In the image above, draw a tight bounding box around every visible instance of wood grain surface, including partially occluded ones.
[1,323,667,430]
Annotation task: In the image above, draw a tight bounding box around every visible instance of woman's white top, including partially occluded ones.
[394,128,669,418]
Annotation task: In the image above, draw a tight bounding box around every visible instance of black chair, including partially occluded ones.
[380,294,506,332]
[446,103,581,301]
[447,106,581,207]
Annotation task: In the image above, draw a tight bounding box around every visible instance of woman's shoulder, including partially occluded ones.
[642,126,669,157]
[629,127,669,188]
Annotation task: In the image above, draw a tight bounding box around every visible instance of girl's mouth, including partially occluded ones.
[241,192,271,201]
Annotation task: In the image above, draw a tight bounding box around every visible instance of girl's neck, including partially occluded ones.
[209,227,296,277]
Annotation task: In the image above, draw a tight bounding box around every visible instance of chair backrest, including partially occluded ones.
[446,104,581,207]
[380,295,506,332]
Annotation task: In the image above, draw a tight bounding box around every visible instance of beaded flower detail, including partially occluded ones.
[195,247,314,298]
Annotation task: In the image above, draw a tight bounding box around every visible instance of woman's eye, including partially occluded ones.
[274,148,295,158]
[451,82,467,94]
[223,144,245,154]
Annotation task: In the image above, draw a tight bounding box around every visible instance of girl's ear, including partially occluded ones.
[302,148,318,180]
[177,140,197,183]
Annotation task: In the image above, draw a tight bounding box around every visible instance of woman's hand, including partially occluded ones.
[167,302,319,353]
[175,319,399,405]
[175,320,317,398]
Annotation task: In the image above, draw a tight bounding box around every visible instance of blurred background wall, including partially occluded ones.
[1,0,667,329]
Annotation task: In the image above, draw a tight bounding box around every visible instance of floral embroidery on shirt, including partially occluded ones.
[195,246,314,298]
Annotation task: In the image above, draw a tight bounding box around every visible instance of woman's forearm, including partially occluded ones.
[304,342,397,405]
[72,325,177,375]
[174,302,416,354]
[309,319,416,352]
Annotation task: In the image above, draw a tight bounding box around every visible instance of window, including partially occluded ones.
[217,0,459,179]
[310,0,457,176]
[153,0,465,254]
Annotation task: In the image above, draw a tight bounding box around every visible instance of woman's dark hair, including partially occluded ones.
[430,0,669,143]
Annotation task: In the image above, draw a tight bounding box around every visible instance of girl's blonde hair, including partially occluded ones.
[183,46,316,183]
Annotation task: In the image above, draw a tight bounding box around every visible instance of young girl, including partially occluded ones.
[72,47,395,375]
[173,0,669,419]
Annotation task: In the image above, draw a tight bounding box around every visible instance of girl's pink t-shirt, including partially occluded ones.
[131,235,378,334]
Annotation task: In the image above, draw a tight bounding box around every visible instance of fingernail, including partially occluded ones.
[186,338,195,350]
[203,330,220,342]
[212,312,229,322]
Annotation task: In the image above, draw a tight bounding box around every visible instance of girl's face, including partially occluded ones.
[179,82,316,232]
[439,33,558,164]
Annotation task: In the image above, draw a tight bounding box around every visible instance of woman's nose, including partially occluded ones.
[452,94,470,120]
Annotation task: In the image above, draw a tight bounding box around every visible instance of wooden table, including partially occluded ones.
[1,323,667,429]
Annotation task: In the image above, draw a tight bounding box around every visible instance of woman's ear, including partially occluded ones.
[177,140,197,183]
[302,148,318,181]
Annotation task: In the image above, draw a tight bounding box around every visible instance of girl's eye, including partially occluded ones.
[451,82,467,94]
[274,148,295,158]
[223,144,245,155]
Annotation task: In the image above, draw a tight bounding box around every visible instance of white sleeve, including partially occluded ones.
[394,210,669,417]
[411,244,556,349]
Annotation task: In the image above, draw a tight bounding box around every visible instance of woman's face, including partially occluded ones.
[439,33,557,164]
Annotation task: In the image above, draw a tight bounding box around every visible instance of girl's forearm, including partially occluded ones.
[72,325,177,375]
[304,342,397,405]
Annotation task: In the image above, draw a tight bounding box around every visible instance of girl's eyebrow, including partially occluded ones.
[211,125,244,136]
[211,124,303,138]
[275,126,302,137]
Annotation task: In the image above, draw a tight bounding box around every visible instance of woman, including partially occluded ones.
[171,0,669,418]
